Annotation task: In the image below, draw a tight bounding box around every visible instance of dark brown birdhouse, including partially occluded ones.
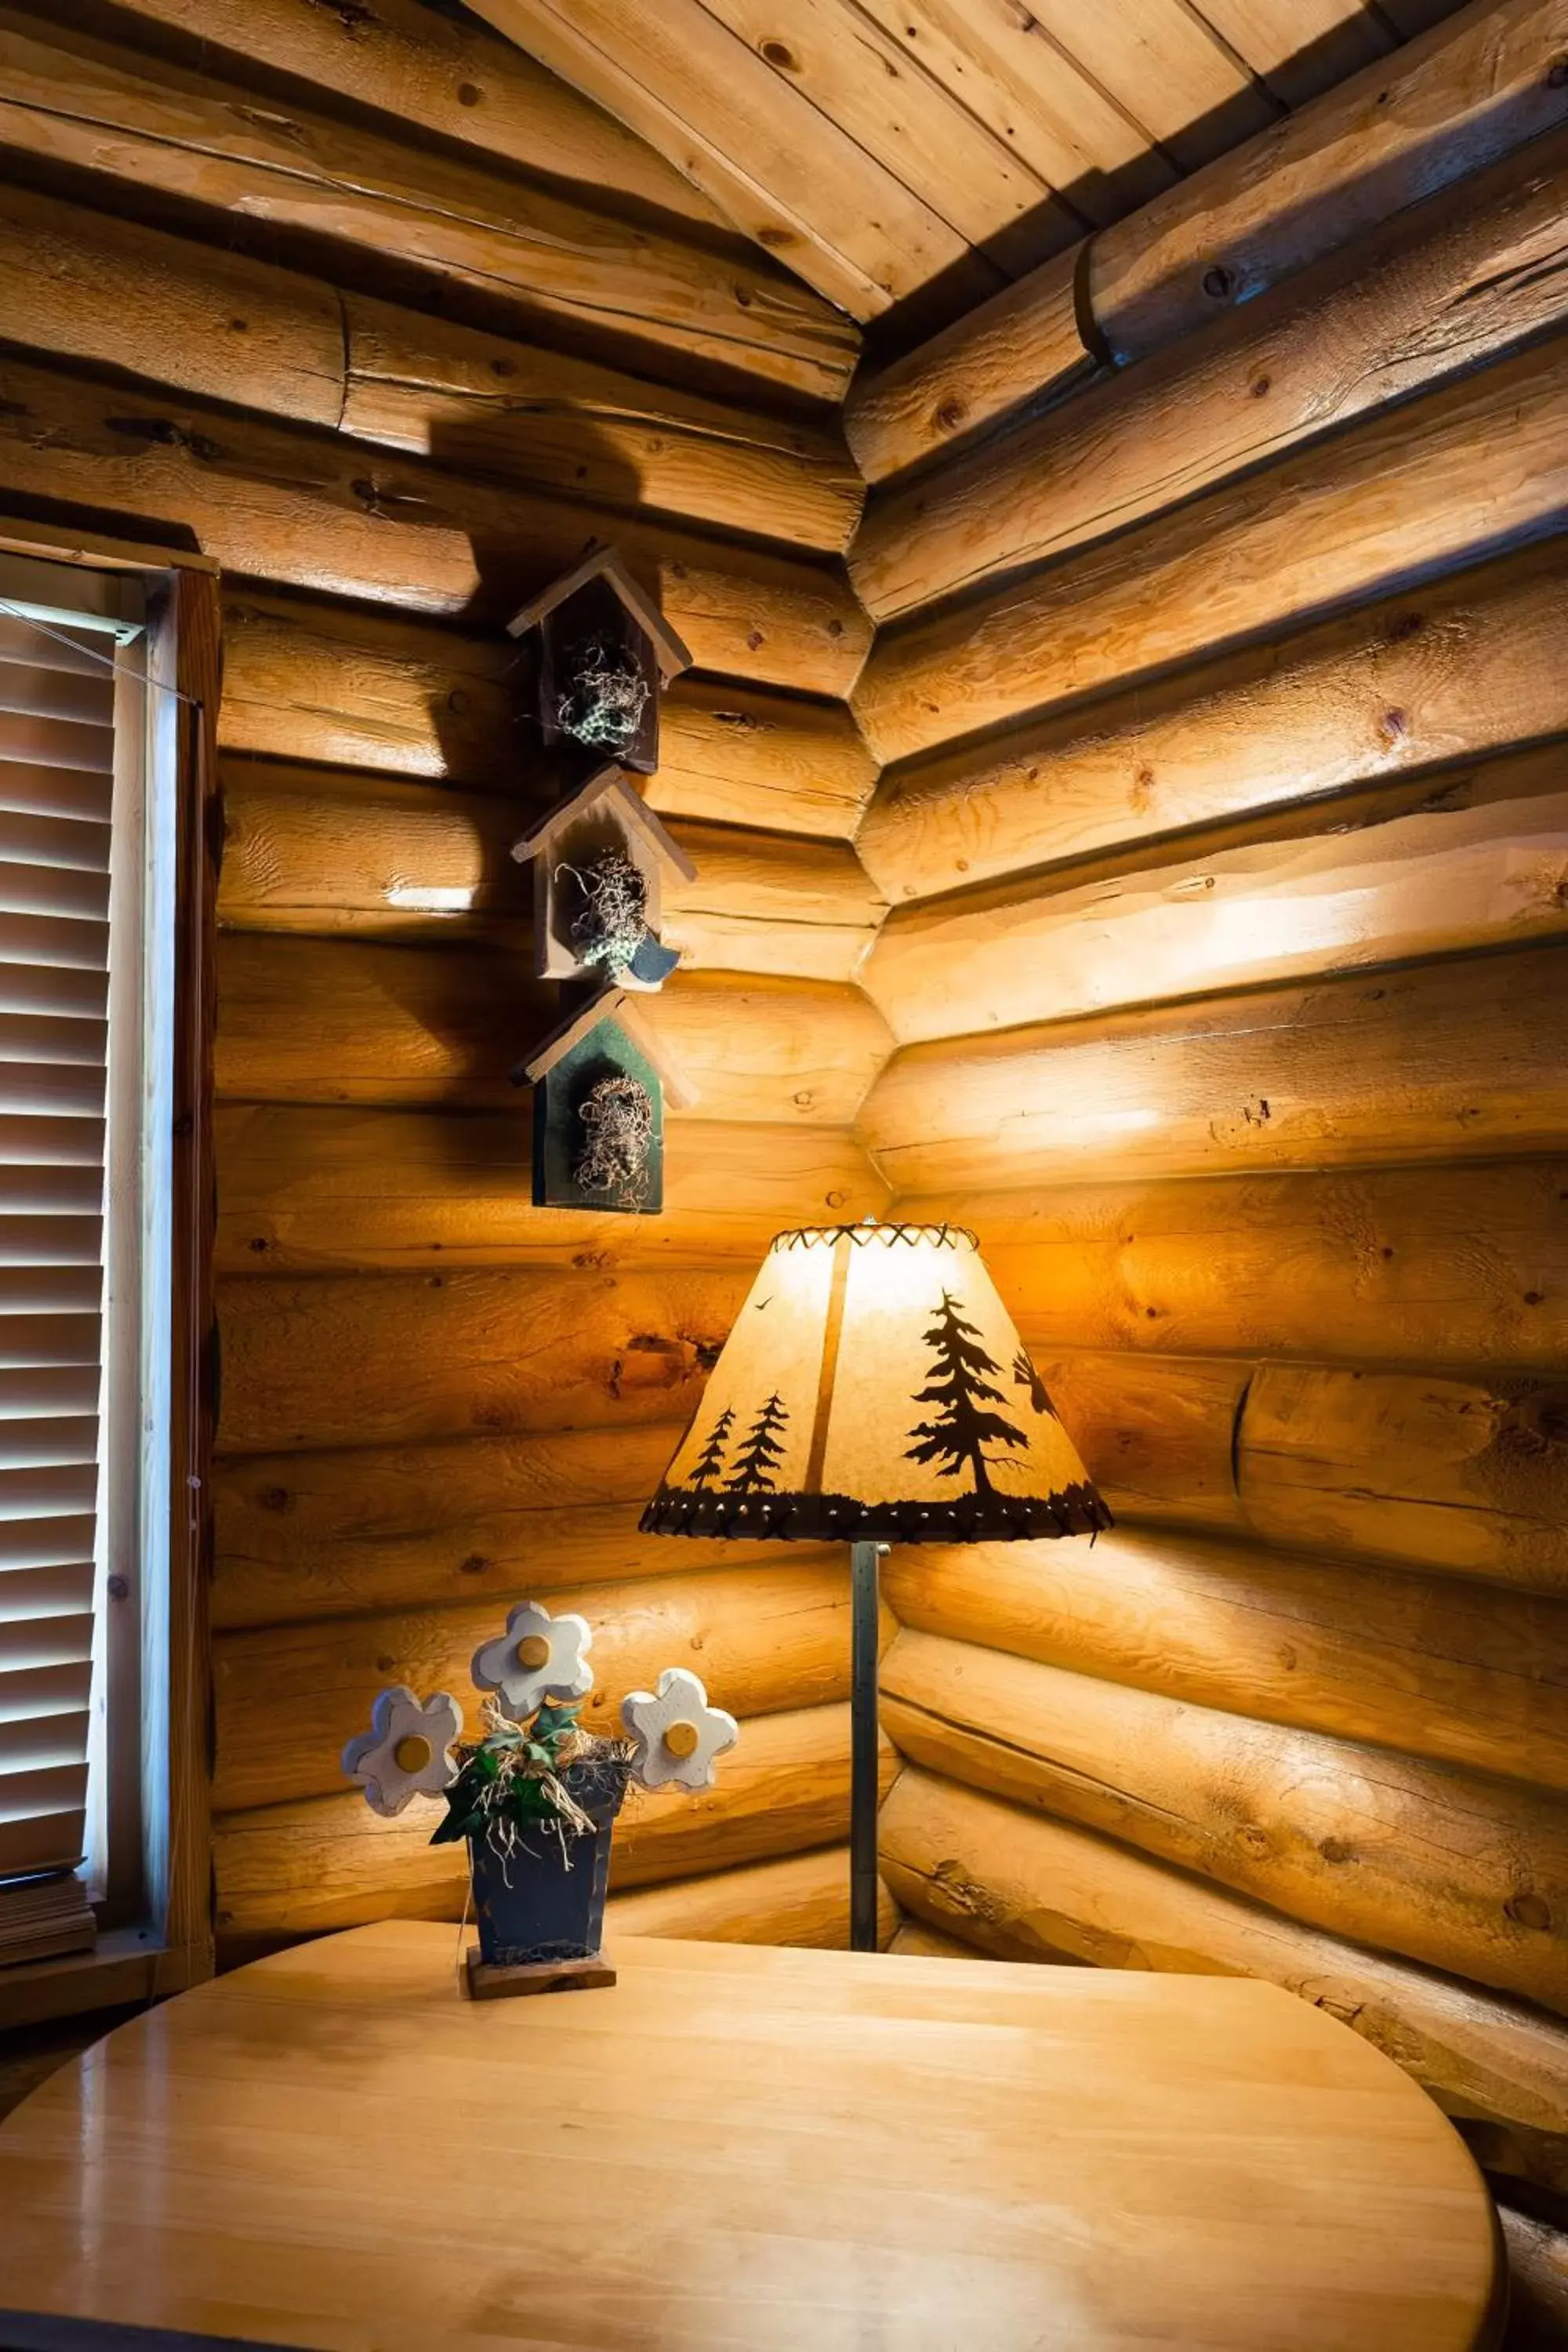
[509,546,693,777]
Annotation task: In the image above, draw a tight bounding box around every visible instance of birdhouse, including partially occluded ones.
[508,546,693,777]
[513,764,697,993]
[521,985,699,1215]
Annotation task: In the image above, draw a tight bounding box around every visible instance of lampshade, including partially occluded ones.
[641,1223,1111,1544]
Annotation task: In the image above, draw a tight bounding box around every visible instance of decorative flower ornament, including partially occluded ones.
[621,1668,739,1792]
[471,1601,593,1719]
[342,1686,463,1817]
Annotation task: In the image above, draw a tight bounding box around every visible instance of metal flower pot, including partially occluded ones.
[467,1758,630,1967]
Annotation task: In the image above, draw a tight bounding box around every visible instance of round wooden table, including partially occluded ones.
[0,1924,1501,2351]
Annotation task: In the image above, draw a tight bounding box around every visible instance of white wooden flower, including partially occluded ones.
[621,1668,739,1792]
[341,1685,463,1817]
[470,1600,593,1719]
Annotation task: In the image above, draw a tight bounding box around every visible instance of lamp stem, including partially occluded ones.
[850,1539,882,1953]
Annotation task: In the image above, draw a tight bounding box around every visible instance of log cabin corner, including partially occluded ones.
[0,0,1565,2344]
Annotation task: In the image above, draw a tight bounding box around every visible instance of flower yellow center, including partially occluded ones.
[515,1633,551,1670]
[393,1734,432,1774]
[662,1719,701,1760]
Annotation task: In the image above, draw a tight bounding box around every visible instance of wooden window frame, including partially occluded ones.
[0,521,220,2031]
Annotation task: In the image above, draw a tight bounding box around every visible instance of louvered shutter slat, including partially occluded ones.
[0,964,110,1024]
[0,860,110,923]
[0,659,114,729]
[0,758,111,825]
[0,1065,106,1117]
[0,1562,96,1619]
[0,1366,100,1417]
[0,812,110,873]
[0,1774,90,1876]
[0,711,113,775]
[0,1658,93,1722]
[0,1462,100,1519]
[0,1012,107,1067]
[0,1267,103,1315]
[0,1415,99,1470]
[0,1516,95,1570]
[0,1115,104,1167]
[0,618,110,677]
[0,1211,102,1260]
[0,1704,90,1772]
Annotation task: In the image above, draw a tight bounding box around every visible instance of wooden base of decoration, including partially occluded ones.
[465,1949,617,2001]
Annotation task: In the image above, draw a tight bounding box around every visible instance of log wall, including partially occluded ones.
[0,0,902,1955]
[848,4,1568,2310]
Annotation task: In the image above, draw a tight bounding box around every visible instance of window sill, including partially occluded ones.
[0,1927,209,2033]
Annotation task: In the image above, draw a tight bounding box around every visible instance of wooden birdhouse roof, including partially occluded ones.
[510,764,699,880]
[506,546,694,682]
[521,986,700,1109]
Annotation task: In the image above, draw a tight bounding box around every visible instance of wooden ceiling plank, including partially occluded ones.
[696,0,1065,270]
[1185,0,1396,110]
[1022,0,1279,172]
[86,0,735,234]
[461,0,973,318]
[854,0,1178,224]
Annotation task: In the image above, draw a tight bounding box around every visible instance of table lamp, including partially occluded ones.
[641,1221,1111,1950]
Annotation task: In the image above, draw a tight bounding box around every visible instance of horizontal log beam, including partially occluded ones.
[218,761,885,977]
[0,11,854,399]
[856,130,1568,622]
[863,752,1568,1043]
[214,1264,745,1455]
[859,941,1568,1192]
[341,292,860,555]
[855,336,1568,766]
[215,1105,887,1277]
[0,352,867,695]
[884,1526,1568,1798]
[844,245,1094,490]
[214,1558,851,1810]
[880,1769,1568,2140]
[212,1423,742,1630]
[217,595,517,790]
[855,540,1568,906]
[610,1846,898,1950]
[1038,1348,1568,1595]
[651,680,880,839]
[216,935,892,1123]
[1087,0,1568,368]
[882,1628,1568,2010]
[1497,2204,1568,2345]
[217,600,877,834]
[99,0,733,234]
[915,1159,1568,1374]
[0,183,860,552]
[212,1702,896,1934]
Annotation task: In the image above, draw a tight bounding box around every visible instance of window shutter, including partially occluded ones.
[0,601,113,1960]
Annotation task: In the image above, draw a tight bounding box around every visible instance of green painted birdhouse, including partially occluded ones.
[522,988,699,1215]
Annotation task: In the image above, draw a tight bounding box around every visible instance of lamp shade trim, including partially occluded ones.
[639,1224,1111,1546]
[639,1482,1110,1542]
